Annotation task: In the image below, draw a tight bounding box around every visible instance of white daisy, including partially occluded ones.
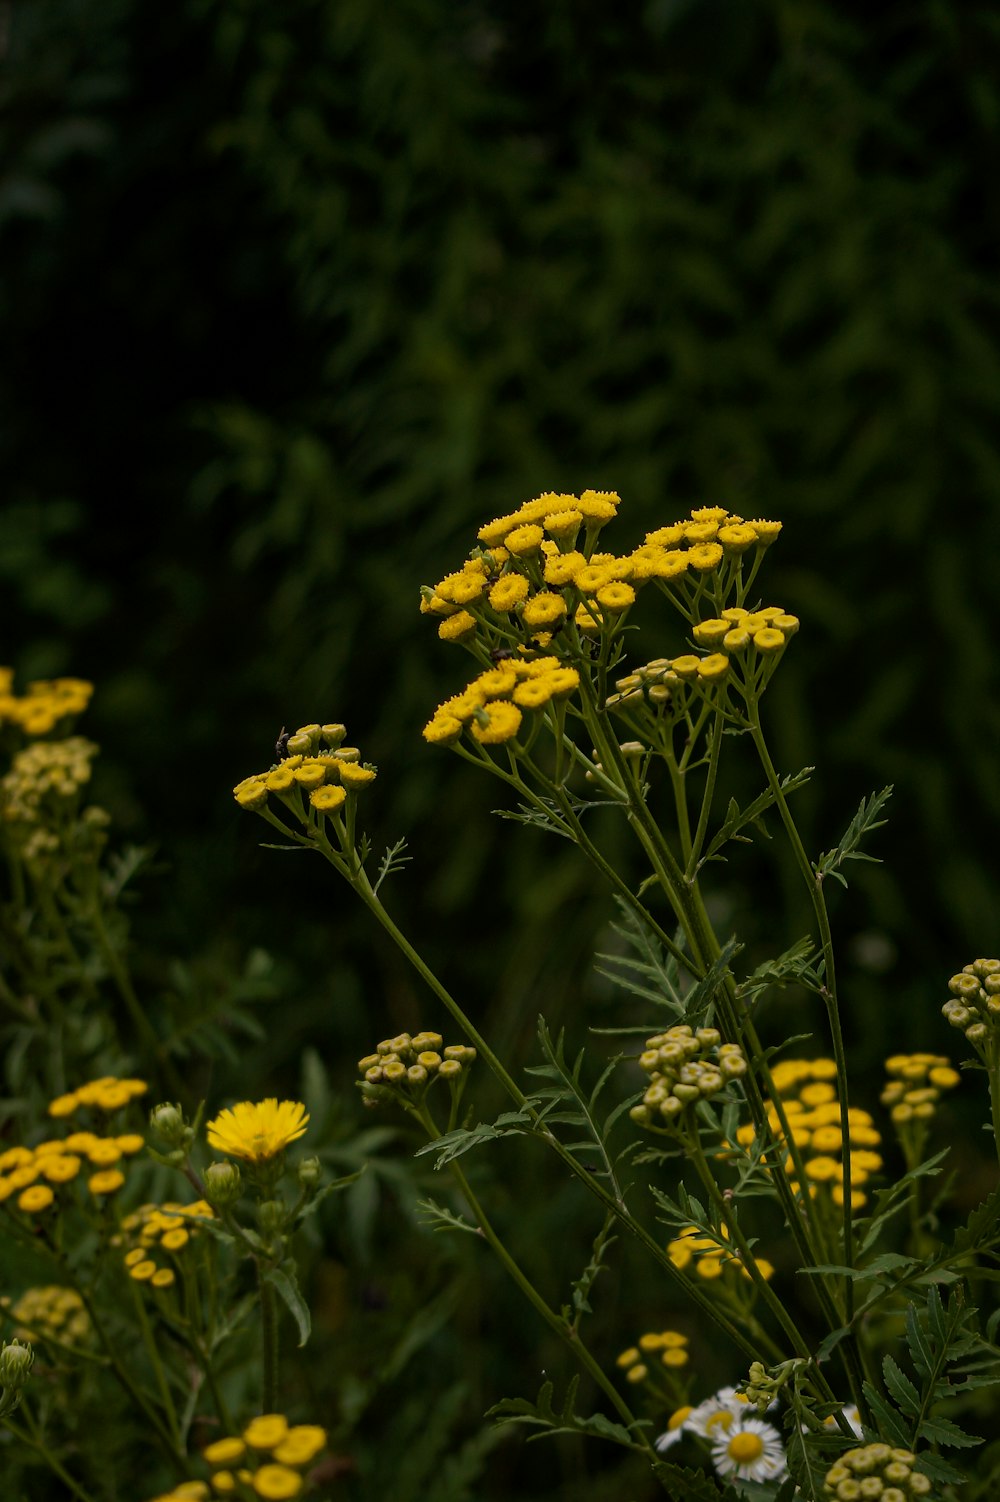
[711,1416,787,1485]
[654,1405,696,1453]
[684,1386,756,1440]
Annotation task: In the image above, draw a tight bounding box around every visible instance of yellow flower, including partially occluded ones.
[272,1426,327,1466]
[544,508,582,539]
[522,592,568,629]
[88,1169,125,1195]
[696,654,730,680]
[203,1438,247,1466]
[253,1465,302,1499]
[422,714,464,745]
[438,611,477,642]
[488,574,530,612]
[206,1100,310,1163]
[470,701,522,745]
[87,1140,123,1166]
[512,680,553,710]
[17,1184,55,1213]
[504,523,545,556]
[692,619,730,647]
[47,1093,79,1118]
[338,762,376,788]
[309,785,346,813]
[243,1413,290,1450]
[577,489,620,520]
[753,627,786,653]
[649,549,689,580]
[264,767,296,793]
[129,1260,157,1281]
[573,564,613,594]
[717,523,758,552]
[595,582,635,612]
[543,550,586,586]
[234,779,268,810]
[749,519,782,544]
[687,543,724,572]
[40,1155,81,1183]
[151,1268,176,1289]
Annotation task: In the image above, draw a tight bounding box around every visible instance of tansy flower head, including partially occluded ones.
[206,1100,309,1164]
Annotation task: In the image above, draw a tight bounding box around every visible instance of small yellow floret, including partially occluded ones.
[310,785,347,813]
[470,701,522,745]
[207,1100,309,1163]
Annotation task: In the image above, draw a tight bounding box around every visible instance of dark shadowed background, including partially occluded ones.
[3,1,999,1495]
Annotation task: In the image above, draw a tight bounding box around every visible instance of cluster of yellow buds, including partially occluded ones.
[119,1199,215,1291]
[735,1059,881,1211]
[5,1286,90,1348]
[668,606,800,701]
[617,1329,691,1384]
[605,659,681,721]
[423,657,580,746]
[0,1079,148,1216]
[667,1225,774,1284]
[628,1026,747,1134]
[358,1032,475,1109]
[234,724,376,821]
[1,736,98,826]
[150,1414,328,1500]
[0,670,93,737]
[942,959,1000,1056]
[823,1443,931,1499]
[882,1055,959,1124]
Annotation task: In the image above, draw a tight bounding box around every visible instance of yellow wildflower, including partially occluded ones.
[470,701,522,745]
[309,785,346,813]
[522,592,568,629]
[206,1100,310,1163]
[252,1465,302,1499]
[243,1414,290,1450]
[488,574,530,612]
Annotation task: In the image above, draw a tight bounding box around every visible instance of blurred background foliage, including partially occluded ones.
[3,0,1000,1495]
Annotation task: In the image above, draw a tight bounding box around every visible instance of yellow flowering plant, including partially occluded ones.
[228,492,1000,1501]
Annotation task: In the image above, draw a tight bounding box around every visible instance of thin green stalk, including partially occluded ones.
[432,1127,656,1462]
[256,1261,279,1413]
[686,711,725,877]
[989,1044,1000,1169]
[7,1404,100,1502]
[747,708,855,1304]
[129,1276,180,1446]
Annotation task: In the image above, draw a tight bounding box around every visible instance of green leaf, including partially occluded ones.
[815,785,893,887]
[882,1354,920,1418]
[700,767,813,866]
[265,1264,311,1347]
[487,1376,636,1449]
[416,1197,479,1234]
[413,1109,535,1167]
[650,1460,734,1500]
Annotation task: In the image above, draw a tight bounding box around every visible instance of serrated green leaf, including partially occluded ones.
[882,1354,920,1418]
[701,767,813,866]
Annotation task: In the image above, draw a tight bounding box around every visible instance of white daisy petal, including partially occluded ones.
[711,1415,788,1485]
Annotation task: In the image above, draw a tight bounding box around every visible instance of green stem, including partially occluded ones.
[257,1261,279,1413]
[989,1042,1000,1169]
[686,711,724,878]
[747,708,855,1304]
[7,1404,100,1502]
[129,1277,180,1446]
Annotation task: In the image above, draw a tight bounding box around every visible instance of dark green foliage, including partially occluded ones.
[5,1,1000,1496]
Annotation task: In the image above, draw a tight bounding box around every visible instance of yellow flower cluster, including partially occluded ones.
[666,1226,775,1284]
[881,1054,960,1124]
[823,1443,932,1499]
[206,1099,310,1164]
[690,607,799,657]
[736,1060,881,1210]
[422,500,784,653]
[0,1080,148,1214]
[143,1415,328,1500]
[617,1329,691,1382]
[120,1199,215,1290]
[942,959,1000,1054]
[234,725,376,819]
[423,657,581,746]
[1,735,98,827]
[359,1031,476,1104]
[0,671,93,737]
[6,1285,90,1347]
[628,1026,748,1134]
[48,1075,149,1117]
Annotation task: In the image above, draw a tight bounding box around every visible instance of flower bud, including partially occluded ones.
[0,1341,33,1390]
[258,1200,286,1236]
[149,1103,192,1150]
[297,1156,322,1187]
[321,724,347,747]
[204,1161,243,1207]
